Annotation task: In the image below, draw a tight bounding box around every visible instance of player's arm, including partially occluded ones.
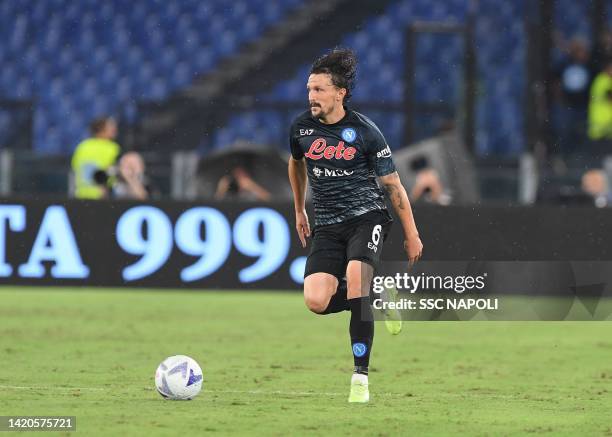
[365,121,423,265]
[288,156,310,248]
[378,171,423,265]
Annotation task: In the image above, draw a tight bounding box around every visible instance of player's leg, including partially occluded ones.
[303,226,349,315]
[303,272,340,313]
[374,218,402,335]
[346,259,374,403]
[380,282,402,335]
[344,211,394,402]
[349,214,400,335]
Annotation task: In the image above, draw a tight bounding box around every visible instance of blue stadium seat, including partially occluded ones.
[210,0,531,155]
[0,0,305,153]
[1,0,575,155]
[555,0,590,42]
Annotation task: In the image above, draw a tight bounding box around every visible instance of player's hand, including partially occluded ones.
[295,210,311,248]
[404,235,423,266]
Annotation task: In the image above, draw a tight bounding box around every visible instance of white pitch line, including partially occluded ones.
[0,385,519,400]
[208,389,410,398]
[0,385,406,397]
[0,385,105,392]
[210,389,346,397]
[0,385,344,396]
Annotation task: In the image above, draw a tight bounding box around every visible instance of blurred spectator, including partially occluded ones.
[71,116,120,199]
[581,169,611,207]
[409,168,451,205]
[551,37,593,154]
[588,59,612,142]
[215,166,271,201]
[113,152,149,200]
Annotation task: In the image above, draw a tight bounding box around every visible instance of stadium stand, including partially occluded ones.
[210,0,526,156]
[554,0,591,44]
[0,0,602,157]
[0,0,303,154]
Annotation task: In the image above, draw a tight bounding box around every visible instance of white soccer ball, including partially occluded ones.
[155,355,203,400]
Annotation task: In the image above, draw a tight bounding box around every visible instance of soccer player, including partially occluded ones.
[288,48,423,403]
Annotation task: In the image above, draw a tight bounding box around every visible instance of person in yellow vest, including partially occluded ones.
[71,116,121,199]
[588,60,612,141]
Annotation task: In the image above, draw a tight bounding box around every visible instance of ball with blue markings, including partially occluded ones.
[155,355,203,400]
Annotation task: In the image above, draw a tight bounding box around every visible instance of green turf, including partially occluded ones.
[1,287,611,436]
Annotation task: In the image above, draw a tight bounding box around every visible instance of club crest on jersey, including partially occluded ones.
[341,128,357,143]
[305,138,356,161]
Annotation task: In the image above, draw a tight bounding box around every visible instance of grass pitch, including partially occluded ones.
[1,287,611,436]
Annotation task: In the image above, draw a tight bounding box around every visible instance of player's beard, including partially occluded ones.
[310,103,330,121]
[310,104,321,116]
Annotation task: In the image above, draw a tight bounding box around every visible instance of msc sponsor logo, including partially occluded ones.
[376,145,392,159]
[305,138,357,161]
[312,167,354,178]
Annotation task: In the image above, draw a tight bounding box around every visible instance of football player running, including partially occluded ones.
[288,48,423,403]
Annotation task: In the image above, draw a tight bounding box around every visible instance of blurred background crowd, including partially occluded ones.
[2,0,612,207]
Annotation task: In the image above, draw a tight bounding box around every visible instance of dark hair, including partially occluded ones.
[89,116,114,135]
[310,48,357,101]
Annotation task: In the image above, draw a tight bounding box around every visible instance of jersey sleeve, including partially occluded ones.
[364,122,396,176]
[289,121,304,159]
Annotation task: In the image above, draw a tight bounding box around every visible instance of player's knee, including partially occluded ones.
[304,293,329,314]
[303,274,337,314]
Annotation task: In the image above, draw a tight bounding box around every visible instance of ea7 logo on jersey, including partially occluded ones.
[305,138,356,161]
[313,166,354,178]
[299,129,314,136]
[376,145,392,159]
